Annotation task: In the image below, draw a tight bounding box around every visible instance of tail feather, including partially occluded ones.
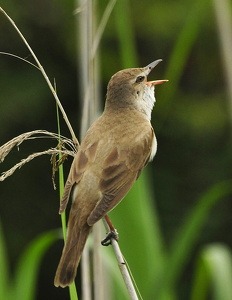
[54,224,91,287]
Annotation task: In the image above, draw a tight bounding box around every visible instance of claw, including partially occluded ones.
[101,230,119,246]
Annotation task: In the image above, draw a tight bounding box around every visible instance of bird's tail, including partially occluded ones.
[54,222,91,288]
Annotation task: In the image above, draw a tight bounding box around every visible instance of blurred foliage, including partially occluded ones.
[0,0,232,299]
[0,224,59,300]
[191,244,232,300]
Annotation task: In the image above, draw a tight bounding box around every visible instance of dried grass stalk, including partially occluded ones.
[0,7,79,147]
[0,148,74,182]
[0,130,76,163]
[0,130,76,182]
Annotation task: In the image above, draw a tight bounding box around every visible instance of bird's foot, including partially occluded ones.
[101,230,119,246]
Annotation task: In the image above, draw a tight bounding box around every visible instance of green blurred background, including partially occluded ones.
[0,0,232,299]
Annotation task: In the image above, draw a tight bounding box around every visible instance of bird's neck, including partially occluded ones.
[105,95,155,121]
[103,104,152,125]
[105,88,155,121]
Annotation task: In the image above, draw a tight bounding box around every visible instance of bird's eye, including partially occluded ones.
[136,76,145,83]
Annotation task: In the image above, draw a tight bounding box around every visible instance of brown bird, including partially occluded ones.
[54,59,168,287]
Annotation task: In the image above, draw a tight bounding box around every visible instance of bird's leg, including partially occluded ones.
[101,215,119,246]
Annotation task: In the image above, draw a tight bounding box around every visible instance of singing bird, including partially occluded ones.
[54,59,168,287]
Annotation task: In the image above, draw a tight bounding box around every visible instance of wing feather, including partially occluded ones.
[59,142,98,214]
[87,129,154,225]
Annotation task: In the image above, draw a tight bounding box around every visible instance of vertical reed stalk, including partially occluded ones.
[75,0,103,299]
[213,0,232,127]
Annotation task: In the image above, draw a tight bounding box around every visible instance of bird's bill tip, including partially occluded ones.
[146,79,169,86]
[146,59,163,70]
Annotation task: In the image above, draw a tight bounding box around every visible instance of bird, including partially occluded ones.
[54,59,168,288]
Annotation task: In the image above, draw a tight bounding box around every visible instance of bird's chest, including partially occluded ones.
[149,134,157,161]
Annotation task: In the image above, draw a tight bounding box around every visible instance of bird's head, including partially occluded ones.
[105,59,168,119]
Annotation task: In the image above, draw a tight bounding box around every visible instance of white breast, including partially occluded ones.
[149,134,157,161]
[141,85,156,121]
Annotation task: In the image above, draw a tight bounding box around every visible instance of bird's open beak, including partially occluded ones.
[146,79,169,86]
[146,59,163,71]
[145,59,169,86]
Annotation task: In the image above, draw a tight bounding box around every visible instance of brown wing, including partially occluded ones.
[87,129,154,226]
[59,141,99,214]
